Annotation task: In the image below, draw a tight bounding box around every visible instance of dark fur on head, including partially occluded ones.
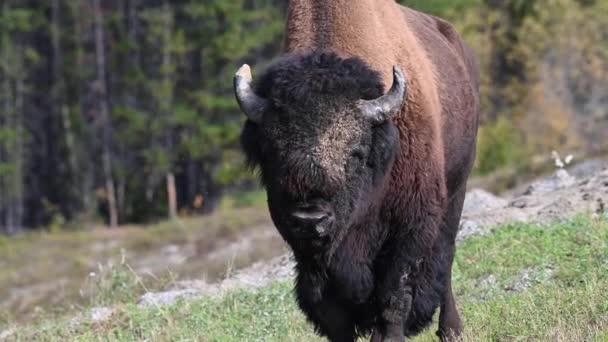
[254,51,385,109]
[241,50,399,242]
[241,50,397,186]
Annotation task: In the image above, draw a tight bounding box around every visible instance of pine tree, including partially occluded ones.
[0,1,37,234]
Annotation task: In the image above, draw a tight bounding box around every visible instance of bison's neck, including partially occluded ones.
[284,0,410,82]
[284,1,446,196]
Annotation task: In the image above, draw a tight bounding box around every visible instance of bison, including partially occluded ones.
[234,0,480,341]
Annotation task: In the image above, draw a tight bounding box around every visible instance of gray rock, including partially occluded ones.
[0,328,15,341]
[463,189,508,215]
[138,289,201,307]
[90,307,115,322]
[505,267,554,292]
[457,219,484,242]
[477,274,497,289]
[536,197,576,225]
[524,169,576,195]
[568,159,608,179]
[137,254,296,308]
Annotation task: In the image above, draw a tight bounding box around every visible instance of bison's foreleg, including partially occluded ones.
[371,261,414,342]
[295,270,357,342]
[299,292,357,342]
[372,213,441,341]
[314,297,357,342]
[436,186,467,341]
[435,242,462,342]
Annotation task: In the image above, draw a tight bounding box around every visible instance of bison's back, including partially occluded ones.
[401,6,480,195]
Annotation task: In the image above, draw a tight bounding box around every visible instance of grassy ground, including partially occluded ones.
[0,190,289,325]
[4,214,607,341]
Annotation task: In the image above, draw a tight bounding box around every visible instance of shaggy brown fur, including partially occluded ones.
[241,1,480,341]
[285,1,480,338]
[285,0,479,185]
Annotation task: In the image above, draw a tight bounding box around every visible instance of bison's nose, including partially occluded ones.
[291,210,329,225]
[290,205,333,235]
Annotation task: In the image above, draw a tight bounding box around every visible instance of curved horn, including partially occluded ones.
[358,66,408,125]
[233,64,269,124]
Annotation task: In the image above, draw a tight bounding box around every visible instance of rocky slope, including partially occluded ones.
[139,162,608,307]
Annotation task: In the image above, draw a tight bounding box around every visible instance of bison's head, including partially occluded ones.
[234,52,407,250]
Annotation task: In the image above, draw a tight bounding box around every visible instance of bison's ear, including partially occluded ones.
[233,64,269,124]
[358,66,407,125]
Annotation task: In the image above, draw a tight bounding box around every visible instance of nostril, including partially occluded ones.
[290,205,334,236]
[291,210,328,224]
[290,201,334,228]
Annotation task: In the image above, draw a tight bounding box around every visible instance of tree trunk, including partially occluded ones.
[162,1,177,219]
[0,1,22,234]
[93,0,118,228]
[1,72,15,234]
[127,0,140,109]
[167,173,177,218]
[53,0,79,219]
[13,74,24,233]
[1,24,9,234]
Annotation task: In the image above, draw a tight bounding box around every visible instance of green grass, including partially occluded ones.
[3,215,608,341]
[219,189,267,210]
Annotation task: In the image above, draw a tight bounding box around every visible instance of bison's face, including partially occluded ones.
[234,55,407,246]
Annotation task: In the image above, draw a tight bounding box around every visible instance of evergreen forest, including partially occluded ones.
[1,0,606,233]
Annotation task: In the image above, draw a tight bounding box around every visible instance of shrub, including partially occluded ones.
[475,116,530,175]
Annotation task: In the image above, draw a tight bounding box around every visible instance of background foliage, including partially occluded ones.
[0,0,606,232]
